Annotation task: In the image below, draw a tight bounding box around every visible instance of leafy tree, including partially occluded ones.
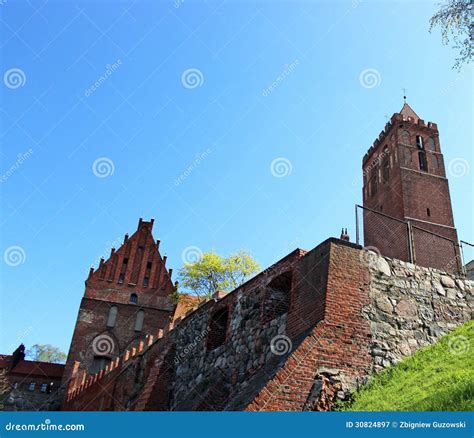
[429,0,472,69]
[26,344,67,364]
[178,250,260,298]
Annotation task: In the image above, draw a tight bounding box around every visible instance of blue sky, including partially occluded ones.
[0,0,472,355]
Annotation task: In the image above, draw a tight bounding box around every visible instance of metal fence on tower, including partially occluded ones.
[355,204,468,275]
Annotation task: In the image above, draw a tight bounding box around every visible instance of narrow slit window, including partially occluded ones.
[106,306,118,328]
[134,310,145,332]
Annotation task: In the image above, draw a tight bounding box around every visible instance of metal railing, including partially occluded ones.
[355,204,465,274]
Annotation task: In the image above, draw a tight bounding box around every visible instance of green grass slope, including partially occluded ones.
[345,320,474,411]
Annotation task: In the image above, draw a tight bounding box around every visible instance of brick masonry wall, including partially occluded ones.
[63,240,473,412]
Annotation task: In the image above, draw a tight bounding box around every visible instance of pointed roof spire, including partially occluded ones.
[400,102,420,123]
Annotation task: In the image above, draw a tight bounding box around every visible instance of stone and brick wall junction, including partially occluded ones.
[63,238,472,411]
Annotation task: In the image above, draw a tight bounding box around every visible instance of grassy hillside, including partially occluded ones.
[344,320,474,411]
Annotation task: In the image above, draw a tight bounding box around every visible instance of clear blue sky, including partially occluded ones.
[1,0,472,355]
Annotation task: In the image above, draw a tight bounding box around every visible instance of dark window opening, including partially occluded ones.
[427,208,431,217]
[207,308,229,351]
[118,273,125,283]
[28,382,35,391]
[418,150,428,171]
[262,271,292,324]
[40,383,48,393]
[380,205,383,212]
[143,277,149,287]
[90,356,111,374]
[130,293,138,304]
[146,261,152,269]
[122,257,128,265]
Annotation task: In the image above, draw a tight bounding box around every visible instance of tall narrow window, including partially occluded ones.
[432,154,439,170]
[418,151,428,171]
[28,382,35,391]
[130,293,138,304]
[134,310,145,332]
[40,383,48,393]
[427,208,431,217]
[106,306,118,328]
[143,261,152,287]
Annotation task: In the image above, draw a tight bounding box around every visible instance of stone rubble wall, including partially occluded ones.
[364,253,473,372]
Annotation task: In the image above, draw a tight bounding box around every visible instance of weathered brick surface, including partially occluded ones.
[362,105,460,272]
[62,238,472,412]
[62,219,177,393]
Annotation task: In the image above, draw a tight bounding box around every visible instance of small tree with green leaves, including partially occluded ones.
[26,344,67,364]
[430,0,472,70]
[178,250,260,298]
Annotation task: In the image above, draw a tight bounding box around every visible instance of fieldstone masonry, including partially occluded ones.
[364,252,473,372]
[63,240,473,411]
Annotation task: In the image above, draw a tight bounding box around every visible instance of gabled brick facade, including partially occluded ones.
[62,219,177,391]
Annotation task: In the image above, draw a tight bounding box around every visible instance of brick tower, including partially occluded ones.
[62,218,177,388]
[362,103,460,272]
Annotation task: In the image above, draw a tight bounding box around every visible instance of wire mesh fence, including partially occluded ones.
[355,205,466,275]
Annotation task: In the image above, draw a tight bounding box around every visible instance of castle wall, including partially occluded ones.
[62,240,473,412]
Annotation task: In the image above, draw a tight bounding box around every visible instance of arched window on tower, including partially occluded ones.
[432,154,439,171]
[130,293,138,304]
[106,306,118,328]
[134,310,144,332]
